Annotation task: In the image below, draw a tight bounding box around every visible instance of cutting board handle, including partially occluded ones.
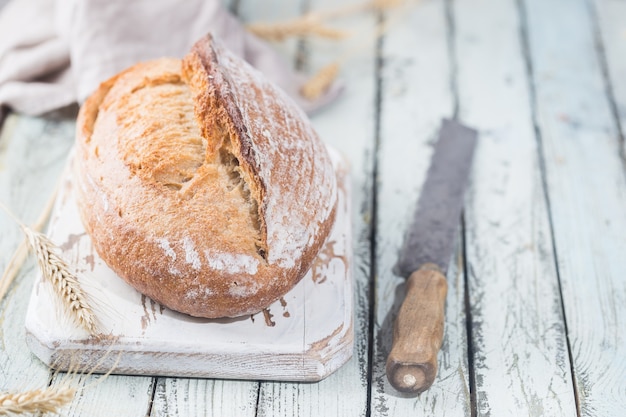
[386,263,448,394]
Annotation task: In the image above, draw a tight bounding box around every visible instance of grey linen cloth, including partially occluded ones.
[0,0,340,118]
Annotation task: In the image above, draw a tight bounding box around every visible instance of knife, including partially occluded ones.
[386,118,477,394]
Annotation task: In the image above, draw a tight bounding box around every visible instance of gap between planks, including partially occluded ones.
[585,0,626,166]
[365,9,386,417]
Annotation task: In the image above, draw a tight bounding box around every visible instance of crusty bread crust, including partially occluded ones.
[74,34,337,318]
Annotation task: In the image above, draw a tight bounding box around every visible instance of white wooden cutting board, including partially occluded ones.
[24,147,353,382]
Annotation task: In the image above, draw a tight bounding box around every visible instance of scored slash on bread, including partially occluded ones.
[74,34,338,318]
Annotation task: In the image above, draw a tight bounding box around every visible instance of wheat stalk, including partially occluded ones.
[248,19,348,42]
[0,182,59,301]
[21,226,97,334]
[0,386,75,415]
[0,346,123,415]
[0,242,29,301]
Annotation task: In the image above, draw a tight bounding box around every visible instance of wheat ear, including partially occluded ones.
[0,386,75,415]
[0,194,97,334]
[21,227,97,334]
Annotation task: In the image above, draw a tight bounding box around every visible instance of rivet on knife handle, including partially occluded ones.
[386,263,448,394]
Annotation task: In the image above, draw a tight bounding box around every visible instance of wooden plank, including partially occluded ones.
[150,1,307,415]
[252,0,375,415]
[591,0,626,157]
[152,379,258,417]
[454,0,577,415]
[371,0,470,415]
[49,375,154,417]
[523,0,626,415]
[0,113,73,392]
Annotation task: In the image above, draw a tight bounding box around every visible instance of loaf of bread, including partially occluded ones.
[73,34,338,318]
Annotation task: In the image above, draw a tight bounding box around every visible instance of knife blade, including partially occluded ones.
[386,118,477,394]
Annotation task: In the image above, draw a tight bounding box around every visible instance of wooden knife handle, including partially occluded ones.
[386,263,448,394]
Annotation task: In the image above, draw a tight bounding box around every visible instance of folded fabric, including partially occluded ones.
[0,0,340,118]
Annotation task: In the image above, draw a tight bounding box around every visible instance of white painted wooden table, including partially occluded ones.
[1,0,625,416]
